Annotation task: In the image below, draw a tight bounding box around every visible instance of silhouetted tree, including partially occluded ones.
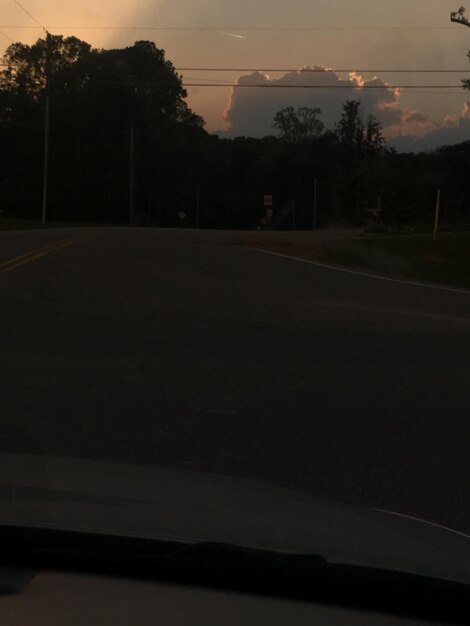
[2,36,470,230]
[335,100,364,149]
[1,35,92,99]
[273,106,324,144]
[0,36,205,222]
[365,115,386,155]
[335,100,385,155]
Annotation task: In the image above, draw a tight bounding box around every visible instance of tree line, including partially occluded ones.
[1,35,470,230]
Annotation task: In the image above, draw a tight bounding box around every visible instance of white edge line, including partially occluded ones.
[252,247,470,296]
[373,508,470,540]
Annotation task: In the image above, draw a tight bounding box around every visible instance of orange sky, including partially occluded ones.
[1,0,470,143]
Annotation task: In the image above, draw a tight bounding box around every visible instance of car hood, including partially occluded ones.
[0,452,469,585]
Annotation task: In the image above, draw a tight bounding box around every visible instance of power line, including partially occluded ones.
[2,61,469,74]
[13,1,46,33]
[408,91,466,95]
[0,24,464,32]
[0,62,470,74]
[1,61,469,75]
[182,83,463,89]
[182,75,239,83]
[0,73,463,89]
[0,30,14,43]
[178,68,470,74]
[183,78,470,96]
[184,86,469,94]
[1,60,469,74]
[88,80,465,89]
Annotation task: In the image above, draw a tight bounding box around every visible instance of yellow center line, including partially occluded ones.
[0,240,69,269]
[0,240,75,275]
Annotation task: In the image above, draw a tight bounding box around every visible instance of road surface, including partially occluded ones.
[1,227,469,531]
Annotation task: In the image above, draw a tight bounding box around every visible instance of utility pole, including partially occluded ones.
[434,189,441,242]
[129,125,135,226]
[42,31,51,227]
[14,3,50,225]
[313,177,318,230]
[129,85,136,226]
[196,189,200,229]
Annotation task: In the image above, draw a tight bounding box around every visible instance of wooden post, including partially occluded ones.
[313,178,318,230]
[434,189,441,242]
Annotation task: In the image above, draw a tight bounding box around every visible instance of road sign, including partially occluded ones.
[264,195,273,207]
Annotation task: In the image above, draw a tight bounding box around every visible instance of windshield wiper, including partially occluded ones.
[0,524,469,624]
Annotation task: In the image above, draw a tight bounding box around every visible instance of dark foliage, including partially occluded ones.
[1,37,469,229]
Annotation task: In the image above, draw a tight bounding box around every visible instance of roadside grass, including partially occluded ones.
[2,216,470,289]
[320,233,470,289]
[247,231,470,290]
[0,217,43,230]
[0,217,106,231]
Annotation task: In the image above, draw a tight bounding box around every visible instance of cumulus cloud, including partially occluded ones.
[222,67,398,138]
[220,66,470,152]
[391,103,470,152]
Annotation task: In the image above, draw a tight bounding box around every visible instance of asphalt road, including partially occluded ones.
[1,227,470,532]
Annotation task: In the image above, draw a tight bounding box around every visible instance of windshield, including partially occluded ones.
[0,0,470,579]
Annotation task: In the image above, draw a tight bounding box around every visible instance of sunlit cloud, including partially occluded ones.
[222,67,400,138]
[390,101,470,151]
[220,66,470,151]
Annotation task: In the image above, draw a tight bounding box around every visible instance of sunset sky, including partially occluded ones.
[2,0,470,149]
